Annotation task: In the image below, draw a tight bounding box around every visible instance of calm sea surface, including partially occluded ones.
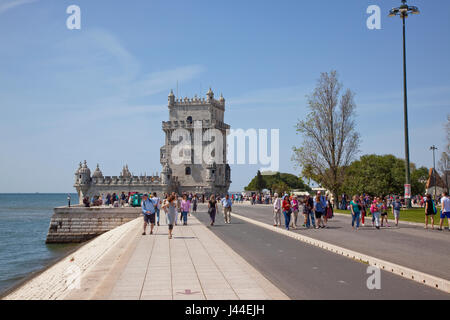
[0,193,79,295]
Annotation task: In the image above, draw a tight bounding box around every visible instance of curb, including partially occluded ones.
[232,212,450,294]
[332,212,428,228]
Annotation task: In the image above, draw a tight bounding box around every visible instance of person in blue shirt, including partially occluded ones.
[313,194,326,229]
[142,194,156,235]
[221,195,233,224]
[350,195,361,230]
[392,197,402,227]
[314,192,327,228]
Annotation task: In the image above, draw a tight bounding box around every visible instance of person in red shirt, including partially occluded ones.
[282,195,292,230]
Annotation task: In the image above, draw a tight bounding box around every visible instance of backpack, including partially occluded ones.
[432,200,437,214]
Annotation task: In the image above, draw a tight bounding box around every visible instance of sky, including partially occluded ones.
[0,0,449,193]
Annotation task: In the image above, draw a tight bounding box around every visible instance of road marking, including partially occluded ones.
[232,212,450,294]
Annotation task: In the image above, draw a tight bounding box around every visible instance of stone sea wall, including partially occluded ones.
[46,206,141,244]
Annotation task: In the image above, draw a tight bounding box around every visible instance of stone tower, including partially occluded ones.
[74,160,91,200]
[74,89,231,203]
[161,88,231,195]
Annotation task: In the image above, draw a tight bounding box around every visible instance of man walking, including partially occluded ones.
[142,194,156,235]
[67,194,71,208]
[221,194,233,224]
[439,192,450,231]
[392,196,402,227]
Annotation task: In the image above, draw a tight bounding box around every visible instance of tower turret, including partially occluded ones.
[206,88,214,102]
[79,160,91,185]
[92,164,103,179]
[74,162,82,184]
[168,90,175,106]
[161,163,172,185]
[120,165,132,178]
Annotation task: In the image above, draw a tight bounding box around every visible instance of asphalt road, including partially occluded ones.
[229,204,450,281]
[193,205,449,300]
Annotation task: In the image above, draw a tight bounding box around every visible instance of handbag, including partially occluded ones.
[326,207,333,219]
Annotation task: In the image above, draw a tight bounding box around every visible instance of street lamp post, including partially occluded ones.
[430,145,438,200]
[389,0,420,208]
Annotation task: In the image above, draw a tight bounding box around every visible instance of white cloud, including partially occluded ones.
[49,28,205,101]
[0,0,36,15]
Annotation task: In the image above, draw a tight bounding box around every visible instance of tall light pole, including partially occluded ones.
[389,0,420,208]
[430,146,438,200]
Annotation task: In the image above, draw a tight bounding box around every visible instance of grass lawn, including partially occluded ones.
[335,207,449,228]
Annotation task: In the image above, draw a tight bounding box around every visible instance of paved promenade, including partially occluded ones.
[231,204,450,281]
[89,217,287,300]
[4,214,288,300]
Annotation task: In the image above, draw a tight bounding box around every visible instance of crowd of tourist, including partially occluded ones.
[82,192,136,208]
[139,192,235,239]
[265,192,450,232]
[271,191,333,231]
[78,188,450,238]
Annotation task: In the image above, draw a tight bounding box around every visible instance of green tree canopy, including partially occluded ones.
[411,166,429,195]
[341,154,428,196]
[254,170,266,192]
[245,172,311,193]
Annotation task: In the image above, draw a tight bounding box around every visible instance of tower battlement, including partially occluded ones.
[168,88,225,111]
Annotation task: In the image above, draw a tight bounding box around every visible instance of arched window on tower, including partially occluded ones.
[187,116,193,124]
[185,167,191,175]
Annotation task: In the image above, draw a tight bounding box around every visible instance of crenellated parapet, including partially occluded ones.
[168,88,225,111]
[162,119,230,130]
[91,175,162,186]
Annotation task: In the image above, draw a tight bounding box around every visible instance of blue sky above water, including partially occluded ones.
[0,0,449,192]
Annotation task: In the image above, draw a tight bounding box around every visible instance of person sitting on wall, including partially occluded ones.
[93,196,102,207]
[83,196,90,208]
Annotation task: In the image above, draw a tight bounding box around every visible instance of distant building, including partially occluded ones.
[74,89,232,204]
[426,168,449,196]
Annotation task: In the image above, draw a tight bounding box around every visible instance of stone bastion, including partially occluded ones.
[46,206,141,244]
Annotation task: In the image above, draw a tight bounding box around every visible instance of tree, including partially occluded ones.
[411,166,429,196]
[271,181,290,195]
[255,170,266,192]
[245,172,310,193]
[293,71,360,206]
[341,154,428,196]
